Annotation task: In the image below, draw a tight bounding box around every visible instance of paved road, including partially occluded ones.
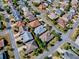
[36,38,68,59]
[3,11,20,59]
[36,18,79,59]
[35,3,79,59]
[8,30,20,59]
[0,3,20,58]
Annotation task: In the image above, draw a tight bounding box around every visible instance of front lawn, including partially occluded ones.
[71,28,79,41]
[48,37,59,48]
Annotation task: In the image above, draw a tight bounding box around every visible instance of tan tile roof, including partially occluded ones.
[25,40,38,54]
[38,3,47,11]
[39,31,53,42]
[28,20,40,28]
[57,17,67,28]
[16,21,25,27]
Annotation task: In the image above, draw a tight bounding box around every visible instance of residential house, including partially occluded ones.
[0,51,8,59]
[20,4,35,21]
[62,14,69,22]
[21,31,33,43]
[38,3,47,11]
[67,8,76,20]
[27,13,36,21]
[52,0,60,7]
[39,31,53,42]
[16,21,25,27]
[28,19,40,28]
[59,1,68,9]
[34,25,46,35]
[11,8,21,21]
[21,6,29,17]
[55,9,63,16]
[0,40,4,49]
[48,13,58,20]
[57,17,67,28]
[71,0,78,9]
[64,51,79,59]
[25,40,38,54]
[70,8,76,15]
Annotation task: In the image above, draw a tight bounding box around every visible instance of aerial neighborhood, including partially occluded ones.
[0,0,79,59]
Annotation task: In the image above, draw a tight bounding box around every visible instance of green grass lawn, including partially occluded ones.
[48,37,59,48]
[71,28,79,41]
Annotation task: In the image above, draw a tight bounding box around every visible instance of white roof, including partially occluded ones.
[48,13,58,19]
[21,31,33,43]
[34,25,46,35]
[22,7,28,12]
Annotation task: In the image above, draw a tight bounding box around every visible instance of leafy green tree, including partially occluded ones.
[51,30,60,39]
[33,49,39,56]
[33,11,40,15]
[61,43,71,50]
[32,2,40,7]
[24,18,29,23]
[44,56,49,59]
[4,5,11,14]
[13,0,17,5]
[65,0,72,11]
[0,14,3,30]
[31,28,45,49]
[25,1,29,7]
